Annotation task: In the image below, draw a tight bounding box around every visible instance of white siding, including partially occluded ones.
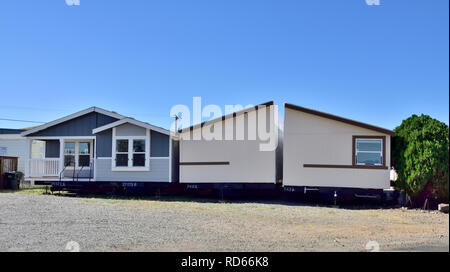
[283,108,391,189]
[0,135,27,173]
[179,106,278,184]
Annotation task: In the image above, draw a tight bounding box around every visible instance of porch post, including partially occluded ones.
[59,138,64,175]
[93,138,97,181]
[169,133,172,182]
[24,138,32,178]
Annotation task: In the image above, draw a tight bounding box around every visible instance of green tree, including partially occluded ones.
[392,114,449,206]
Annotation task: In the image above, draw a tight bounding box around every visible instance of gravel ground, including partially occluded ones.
[0,191,448,252]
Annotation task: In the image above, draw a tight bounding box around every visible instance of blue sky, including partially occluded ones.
[0,0,448,130]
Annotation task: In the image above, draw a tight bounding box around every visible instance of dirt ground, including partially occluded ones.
[0,189,448,252]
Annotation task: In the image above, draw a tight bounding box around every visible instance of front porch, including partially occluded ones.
[25,137,96,182]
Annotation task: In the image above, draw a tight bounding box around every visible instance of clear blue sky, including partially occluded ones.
[0,0,448,130]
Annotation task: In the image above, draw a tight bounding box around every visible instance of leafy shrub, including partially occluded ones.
[392,114,449,206]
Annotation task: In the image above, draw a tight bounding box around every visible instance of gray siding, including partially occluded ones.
[93,124,171,181]
[63,169,93,178]
[95,158,170,182]
[95,128,170,158]
[45,140,60,158]
[96,129,112,157]
[151,131,169,157]
[116,123,146,136]
[29,112,118,137]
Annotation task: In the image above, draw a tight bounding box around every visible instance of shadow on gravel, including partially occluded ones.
[47,189,402,211]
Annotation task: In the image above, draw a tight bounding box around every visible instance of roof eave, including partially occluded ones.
[285,103,395,136]
[179,101,274,133]
[21,107,125,137]
[92,117,170,136]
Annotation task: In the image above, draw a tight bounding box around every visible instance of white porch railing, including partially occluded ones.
[29,158,60,177]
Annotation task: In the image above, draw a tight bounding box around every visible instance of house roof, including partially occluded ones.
[285,103,395,136]
[178,101,274,133]
[21,107,126,136]
[92,117,170,136]
[20,126,39,131]
[0,128,27,135]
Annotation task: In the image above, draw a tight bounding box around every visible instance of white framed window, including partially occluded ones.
[115,139,129,167]
[63,142,75,167]
[355,138,383,166]
[112,128,150,171]
[132,139,146,167]
[63,140,93,168]
[78,141,91,167]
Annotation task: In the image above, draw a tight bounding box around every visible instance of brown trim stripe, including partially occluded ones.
[180,161,230,166]
[285,103,395,136]
[303,164,388,170]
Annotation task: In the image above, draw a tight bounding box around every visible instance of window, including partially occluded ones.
[64,142,75,167]
[64,141,92,168]
[113,137,149,170]
[78,142,91,167]
[355,138,383,166]
[133,139,146,167]
[115,139,129,167]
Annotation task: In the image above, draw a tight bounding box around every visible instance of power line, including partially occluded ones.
[0,105,67,112]
[0,118,46,124]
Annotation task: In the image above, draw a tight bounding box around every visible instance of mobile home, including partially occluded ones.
[283,103,394,196]
[0,128,45,174]
[21,107,174,189]
[178,101,282,189]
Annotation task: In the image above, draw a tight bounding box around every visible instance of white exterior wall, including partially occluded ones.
[179,107,278,184]
[0,135,30,173]
[283,108,391,189]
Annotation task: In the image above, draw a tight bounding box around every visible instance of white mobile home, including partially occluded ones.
[0,128,45,174]
[0,129,27,173]
[283,103,394,192]
[20,107,174,187]
[178,101,282,188]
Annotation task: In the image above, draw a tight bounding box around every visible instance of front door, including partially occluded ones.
[63,140,93,168]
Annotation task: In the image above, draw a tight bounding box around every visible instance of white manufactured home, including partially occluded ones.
[20,107,175,186]
[283,103,395,192]
[178,101,282,189]
[0,128,45,174]
[10,101,396,199]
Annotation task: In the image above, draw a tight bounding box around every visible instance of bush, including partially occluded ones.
[392,114,449,207]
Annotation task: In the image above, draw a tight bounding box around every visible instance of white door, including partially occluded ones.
[63,140,93,169]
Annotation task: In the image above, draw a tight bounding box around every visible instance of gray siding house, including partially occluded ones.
[21,107,173,184]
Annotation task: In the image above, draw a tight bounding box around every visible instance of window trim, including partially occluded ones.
[114,139,129,167]
[111,127,151,171]
[131,139,146,167]
[352,135,386,168]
